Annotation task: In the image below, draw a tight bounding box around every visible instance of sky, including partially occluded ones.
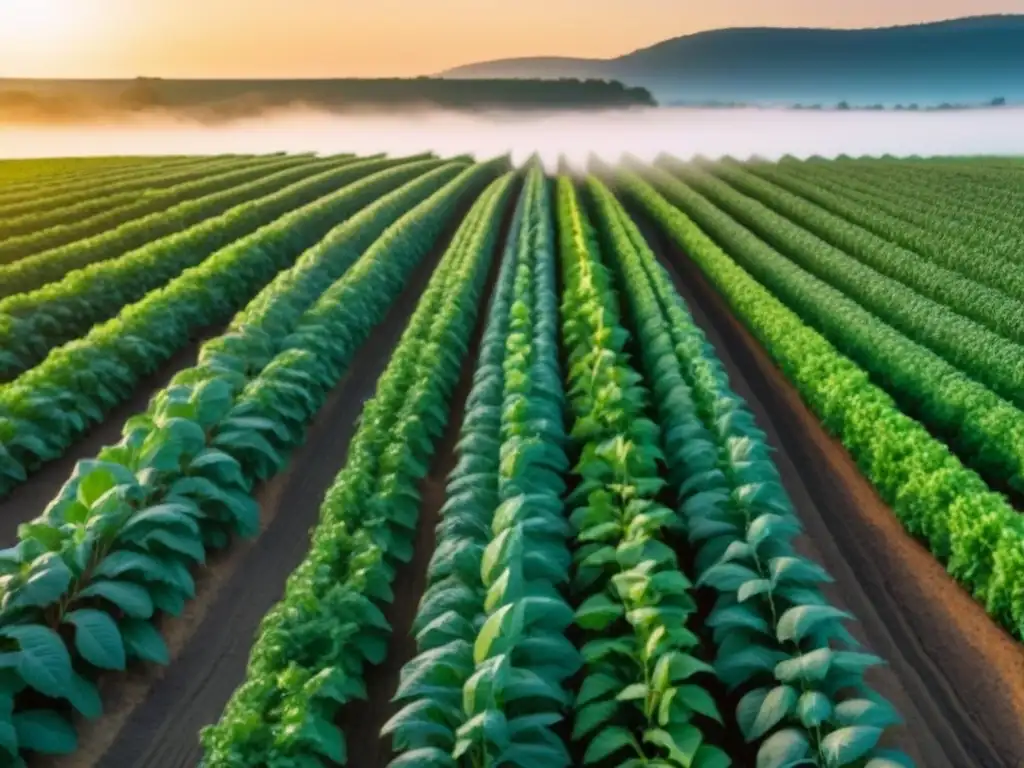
[1,0,1023,79]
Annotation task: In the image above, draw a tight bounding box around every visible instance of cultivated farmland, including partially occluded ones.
[0,153,1020,768]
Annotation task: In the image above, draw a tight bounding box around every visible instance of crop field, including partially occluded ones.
[0,152,1021,768]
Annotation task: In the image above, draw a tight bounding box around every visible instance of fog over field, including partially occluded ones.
[2,106,1024,164]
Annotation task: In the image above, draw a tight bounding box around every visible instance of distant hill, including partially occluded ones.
[0,77,655,124]
[441,15,1024,106]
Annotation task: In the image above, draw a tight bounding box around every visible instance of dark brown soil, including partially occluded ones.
[0,327,222,545]
[645,221,1024,768]
[42,237,456,768]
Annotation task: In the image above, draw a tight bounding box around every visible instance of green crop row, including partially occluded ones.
[385,167,579,767]
[640,165,1024,502]
[0,156,204,205]
[0,155,314,266]
[819,158,1024,242]
[657,160,1024,411]
[694,160,1024,349]
[740,161,1024,306]
[0,155,267,241]
[0,159,506,763]
[0,158,458,501]
[615,168,1024,647]
[0,156,348,306]
[200,171,514,767]
[0,155,384,381]
[811,159,1024,264]
[590,175,912,768]
[558,177,732,768]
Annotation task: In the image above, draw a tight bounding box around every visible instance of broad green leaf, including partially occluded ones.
[796,691,832,729]
[677,684,723,724]
[617,682,648,702]
[66,672,103,719]
[756,728,810,768]
[698,563,760,592]
[833,699,901,728]
[738,579,773,603]
[386,747,456,767]
[77,468,118,508]
[865,750,915,768]
[0,718,14,756]
[474,604,514,664]
[820,726,884,767]
[573,700,619,740]
[692,744,733,768]
[0,625,72,697]
[10,553,72,608]
[708,604,770,634]
[769,557,831,587]
[775,648,833,684]
[64,609,126,670]
[575,592,624,631]
[12,710,77,755]
[831,652,885,676]
[776,605,851,644]
[304,715,346,763]
[737,685,797,742]
[120,619,169,664]
[576,672,621,708]
[583,725,634,764]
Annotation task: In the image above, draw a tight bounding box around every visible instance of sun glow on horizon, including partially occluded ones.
[0,0,99,76]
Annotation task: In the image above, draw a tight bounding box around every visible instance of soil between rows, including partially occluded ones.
[33,218,464,768]
[641,219,1024,767]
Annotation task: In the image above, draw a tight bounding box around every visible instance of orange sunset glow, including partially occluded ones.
[2,0,1023,78]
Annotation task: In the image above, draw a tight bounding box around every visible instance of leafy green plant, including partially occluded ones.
[556,177,729,768]
[631,161,1024,502]
[0,159,508,763]
[386,165,579,768]
[588,174,913,768]
[617,162,1024,667]
[786,156,1024,269]
[0,154,307,269]
[0,154,401,380]
[0,157,451,499]
[741,159,1024,304]
[0,155,225,216]
[657,158,1024,410]
[200,171,515,767]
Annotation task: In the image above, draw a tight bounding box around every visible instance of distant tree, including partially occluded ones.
[908,103,919,110]
[991,96,1007,106]
[837,100,850,110]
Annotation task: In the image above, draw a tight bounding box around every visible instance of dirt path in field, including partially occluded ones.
[0,327,223,545]
[339,184,518,768]
[40,227,462,768]
[640,220,1024,768]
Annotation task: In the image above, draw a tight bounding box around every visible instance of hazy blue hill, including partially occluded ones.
[441,15,1024,106]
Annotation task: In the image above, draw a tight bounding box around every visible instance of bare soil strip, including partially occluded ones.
[39,231,458,768]
[643,219,1024,768]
